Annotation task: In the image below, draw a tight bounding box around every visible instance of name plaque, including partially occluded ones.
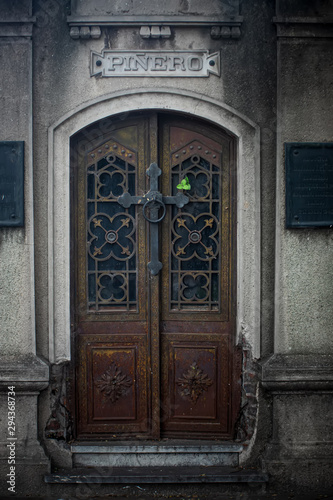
[91,50,220,78]
[0,141,24,227]
[285,143,333,228]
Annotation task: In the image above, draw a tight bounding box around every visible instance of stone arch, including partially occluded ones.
[48,88,260,363]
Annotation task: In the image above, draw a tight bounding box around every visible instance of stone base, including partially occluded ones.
[261,354,333,493]
[0,462,50,497]
[45,465,268,484]
[0,355,50,497]
[262,459,333,494]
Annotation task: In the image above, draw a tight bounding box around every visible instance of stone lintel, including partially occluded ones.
[260,354,333,392]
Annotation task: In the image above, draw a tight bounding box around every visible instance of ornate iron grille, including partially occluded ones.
[170,141,221,311]
[86,142,138,311]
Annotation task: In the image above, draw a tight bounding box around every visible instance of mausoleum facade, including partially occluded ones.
[0,0,333,496]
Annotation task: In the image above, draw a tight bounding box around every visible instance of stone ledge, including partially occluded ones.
[0,355,49,391]
[264,442,333,460]
[67,14,243,26]
[0,17,36,37]
[273,17,333,38]
[45,466,268,484]
[260,354,333,392]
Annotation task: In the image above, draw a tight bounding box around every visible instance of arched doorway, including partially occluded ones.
[71,111,240,440]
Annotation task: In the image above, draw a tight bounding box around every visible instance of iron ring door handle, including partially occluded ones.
[142,197,166,223]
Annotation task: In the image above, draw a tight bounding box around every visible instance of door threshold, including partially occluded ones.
[45,465,268,484]
[71,440,243,450]
[71,441,243,468]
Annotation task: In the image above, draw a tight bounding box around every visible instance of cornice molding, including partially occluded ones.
[261,354,333,392]
[273,16,333,38]
[67,15,243,40]
[0,18,36,37]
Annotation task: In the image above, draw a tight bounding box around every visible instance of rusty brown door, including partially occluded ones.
[73,112,239,440]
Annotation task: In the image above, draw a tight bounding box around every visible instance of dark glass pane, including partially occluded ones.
[212,172,219,199]
[87,171,95,199]
[128,273,136,301]
[171,273,178,302]
[211,273,219,303]
[88,273,96,303]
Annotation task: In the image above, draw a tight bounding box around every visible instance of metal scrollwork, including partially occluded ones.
[96,273,127,303]
[88,213,135,261]
[172,213,219,260]
[181,273,210,301]
[95,157,127,199]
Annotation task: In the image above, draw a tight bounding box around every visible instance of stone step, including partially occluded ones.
[71,441,243,468]
[45,465,268,484]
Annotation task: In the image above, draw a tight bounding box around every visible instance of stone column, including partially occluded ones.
[0,1,49,496]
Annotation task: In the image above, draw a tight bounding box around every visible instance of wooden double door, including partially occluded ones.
[73,112,240,440]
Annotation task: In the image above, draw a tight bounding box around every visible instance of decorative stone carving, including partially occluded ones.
[140,26,172,39]
[211,26,241,39]
[177,362,213,404]
[69,26,101,39]
[96,362,133,403]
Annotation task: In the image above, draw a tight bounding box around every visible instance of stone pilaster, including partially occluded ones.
[0,2,50,496]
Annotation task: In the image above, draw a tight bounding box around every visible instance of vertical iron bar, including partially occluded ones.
[148,114,161,439]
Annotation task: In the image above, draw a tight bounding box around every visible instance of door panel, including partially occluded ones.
[161,335,230,436]
[73,112,238,440]
[75,116,151,437]
[159,117,235,437]
[77,335,148,434]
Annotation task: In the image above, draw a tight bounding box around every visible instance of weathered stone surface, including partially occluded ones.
[0,20,35,356]
[274,28,333,355]
[72,443,242,467]
[0,356,49,497]
[45,465,268,484]
[70,0,240,17]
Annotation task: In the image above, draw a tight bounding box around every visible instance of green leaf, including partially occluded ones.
[176,177,191,190]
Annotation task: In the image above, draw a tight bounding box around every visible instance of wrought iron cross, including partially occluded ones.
[118,163,189,275]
